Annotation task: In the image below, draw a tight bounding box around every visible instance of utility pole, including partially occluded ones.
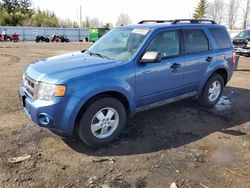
[80,6,82,28]
[78,5,82,42]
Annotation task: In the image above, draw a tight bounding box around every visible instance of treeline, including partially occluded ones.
[193,0,250,30]
[0,0,78,27]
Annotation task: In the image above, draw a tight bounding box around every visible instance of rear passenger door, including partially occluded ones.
[182,29,213,92]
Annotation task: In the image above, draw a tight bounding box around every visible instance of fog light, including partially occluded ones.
[38,113,52,126]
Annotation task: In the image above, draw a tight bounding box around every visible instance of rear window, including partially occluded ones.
[209,28,231,49]
[183,29,209,54]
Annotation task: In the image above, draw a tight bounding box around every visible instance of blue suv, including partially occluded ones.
[19,19,237,146]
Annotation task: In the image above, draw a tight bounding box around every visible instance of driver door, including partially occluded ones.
[135,30,185,107]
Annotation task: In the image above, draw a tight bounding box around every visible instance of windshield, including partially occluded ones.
[87,28,150,61]
[235,30,250,38]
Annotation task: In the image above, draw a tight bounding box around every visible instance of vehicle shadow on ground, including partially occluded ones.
[65,86,250,156]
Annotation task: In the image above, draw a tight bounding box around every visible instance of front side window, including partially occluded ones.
[88,28,150,61]
[146,30,180,58]
[184,29,209,54]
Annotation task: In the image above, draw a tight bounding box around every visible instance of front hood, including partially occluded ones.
[25,52,119,84]
[233,37,247,42]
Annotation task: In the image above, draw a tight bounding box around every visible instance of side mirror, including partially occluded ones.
[139,51,161,63]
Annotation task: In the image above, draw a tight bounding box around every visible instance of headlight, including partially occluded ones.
[37,82,66,101]
[247,41,250,47]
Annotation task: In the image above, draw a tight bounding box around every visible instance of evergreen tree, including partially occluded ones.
[193,0,208,19]
[1,0,15,13]
[0,0,75,27]
[19,0,31,10]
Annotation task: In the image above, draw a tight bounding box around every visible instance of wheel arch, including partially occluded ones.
[73,90,131,134]
[213,68,228,86]
[199,67,228,94]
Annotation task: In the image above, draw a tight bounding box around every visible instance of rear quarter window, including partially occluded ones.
[209,28,231,49]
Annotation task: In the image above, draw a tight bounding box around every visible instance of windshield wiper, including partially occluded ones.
[82,49,92,56]
[90,52,114,60]
[82,50,113,60]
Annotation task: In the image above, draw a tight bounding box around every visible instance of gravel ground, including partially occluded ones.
[0,42,250,188]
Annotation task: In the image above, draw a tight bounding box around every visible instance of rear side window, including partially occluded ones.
[184,29,209,54]
[209,28,231,49]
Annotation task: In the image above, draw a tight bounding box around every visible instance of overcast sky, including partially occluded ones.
[31,0,199,24]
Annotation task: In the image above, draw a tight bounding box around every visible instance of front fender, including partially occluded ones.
[63,78,135,135]
[74,77,135,110]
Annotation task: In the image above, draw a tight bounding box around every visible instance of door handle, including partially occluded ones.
[170,63,181,69]
[205,56,213,62]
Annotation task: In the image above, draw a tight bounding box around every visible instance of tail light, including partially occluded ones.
[232,52,236,65]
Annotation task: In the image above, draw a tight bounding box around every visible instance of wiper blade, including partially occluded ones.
[82,50,113,60]
[91,52,113,60]
[82,49,92,56]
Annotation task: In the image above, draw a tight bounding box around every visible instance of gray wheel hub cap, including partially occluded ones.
[208,80,221,102]
[91,107,119,139]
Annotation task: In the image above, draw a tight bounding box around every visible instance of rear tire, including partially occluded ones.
[199,73,224,107]
[77,97,127,147]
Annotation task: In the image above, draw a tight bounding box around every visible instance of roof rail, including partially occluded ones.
[171,19,216,24]
[138,20,172,24]
[138,19,217,24]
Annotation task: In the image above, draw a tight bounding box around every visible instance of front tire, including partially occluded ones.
[199,73,224,107]
[77,97,127,147]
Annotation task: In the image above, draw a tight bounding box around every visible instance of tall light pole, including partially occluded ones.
[80,6,82,28]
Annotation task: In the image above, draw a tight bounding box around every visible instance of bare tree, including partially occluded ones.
[116,13,132,26]
[87,17,103,28]
[207,0,226,24]
[242,0,250,29]
[228,0,241,30]
[59,18,79,28]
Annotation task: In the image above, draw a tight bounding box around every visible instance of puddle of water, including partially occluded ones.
[215,96,232,111]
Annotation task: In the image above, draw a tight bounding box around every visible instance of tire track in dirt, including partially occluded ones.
[0,53,21,66]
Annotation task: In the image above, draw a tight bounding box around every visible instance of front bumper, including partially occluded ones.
[235,47,250,55]
[18,84,82,136]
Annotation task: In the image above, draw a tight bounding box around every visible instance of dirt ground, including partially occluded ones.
[0,42,250,188]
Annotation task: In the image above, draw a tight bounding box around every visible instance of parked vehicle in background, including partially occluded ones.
[89,28,109,42]
[51,34,70,43]
[232,30,250,56]
[58,35,70,43]
[11,33,20,42]
[35,35,50,43]
[0,32,19,42]
[0,33,12,41]
[19,19,238,147]
[51,34,59,42]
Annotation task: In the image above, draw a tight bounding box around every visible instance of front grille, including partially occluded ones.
[23,75,38,99]
[233,43,246,47]
[233,40,247,48]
